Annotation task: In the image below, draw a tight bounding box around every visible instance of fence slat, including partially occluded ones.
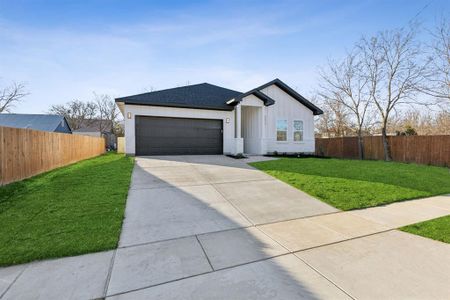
[0,126,105,185]
[316,135,450,167]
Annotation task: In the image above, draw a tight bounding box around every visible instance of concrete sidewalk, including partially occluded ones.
[1,156,449,300]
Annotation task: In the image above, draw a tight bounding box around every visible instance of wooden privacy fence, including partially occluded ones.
[315,135,450,167]
[0,126,105,185]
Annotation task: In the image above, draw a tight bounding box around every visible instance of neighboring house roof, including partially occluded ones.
[116,83,242,111]
[0,114,72,133]
[116,79,323,115]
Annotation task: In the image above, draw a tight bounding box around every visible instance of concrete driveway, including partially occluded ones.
[110,156,450,299]
[119,155,337,247]
[1,155,449,300]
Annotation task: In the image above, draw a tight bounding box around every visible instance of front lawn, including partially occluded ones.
[250,158,450,210]
[0,153,134,266]
[401,215,450,244]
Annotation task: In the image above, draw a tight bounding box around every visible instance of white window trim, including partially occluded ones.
[276,119,288,142]
[293,120,304,142]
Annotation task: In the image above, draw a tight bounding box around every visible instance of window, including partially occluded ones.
[276,120,287,141]
[293,120,303,141]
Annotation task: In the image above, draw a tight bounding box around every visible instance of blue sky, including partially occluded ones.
[0,0,449,114]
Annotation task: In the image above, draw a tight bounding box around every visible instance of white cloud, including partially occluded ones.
[0,3,354,114]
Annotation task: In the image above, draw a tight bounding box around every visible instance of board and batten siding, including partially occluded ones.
[261,85,315,153]
[241,105,263,154]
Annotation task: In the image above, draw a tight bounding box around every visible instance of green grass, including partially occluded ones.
[250,158,450,211]
[0,153,134,266]
[401,215,450,244]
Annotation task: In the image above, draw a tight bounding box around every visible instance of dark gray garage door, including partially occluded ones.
[135,116,223,155]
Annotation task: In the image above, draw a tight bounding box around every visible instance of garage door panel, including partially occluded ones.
[135,116,223,155]
[141,130,220,139]
[139,137,221,147]
[146,147,221,155]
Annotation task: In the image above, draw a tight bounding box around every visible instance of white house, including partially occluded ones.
[115,79,323,156]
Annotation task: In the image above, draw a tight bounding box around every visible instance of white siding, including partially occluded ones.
[261,85,315,153]
[240,94,263,107]
[241,106,262,154]
[240,95,264,154]
[120,83,317,155]
[123,104,235,155]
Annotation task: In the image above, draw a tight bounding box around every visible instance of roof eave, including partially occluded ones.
[313,109,324,116]
[254,78,323,115]
[228,90,276,107]
[252,90,276,106]
[119,101,234,111]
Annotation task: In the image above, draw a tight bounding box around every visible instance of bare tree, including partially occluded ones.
[319,51,373,159]
[387,108,450,135]
[423,17,450,105]
[316,96,352,138]
[93,93,121,134]
[434,110,450,134]
[358,25,428,161]
[315,106,333,137]
[48,100,97,130]
[142,86,155,93]
[0,82,28,113]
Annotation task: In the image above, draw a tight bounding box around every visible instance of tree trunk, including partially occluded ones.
[381,126,392,161]
[357,132,364,160]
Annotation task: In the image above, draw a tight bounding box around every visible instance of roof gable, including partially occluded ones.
[230,79,323,115]
[116,83,242,111]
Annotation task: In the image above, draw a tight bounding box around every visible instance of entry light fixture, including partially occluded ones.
[226,118,230,123]
[127,112,132,119]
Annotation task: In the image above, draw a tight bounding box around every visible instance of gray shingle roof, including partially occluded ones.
[0,114,70,132]
[116,83,242,111]
[115,79,323,115]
